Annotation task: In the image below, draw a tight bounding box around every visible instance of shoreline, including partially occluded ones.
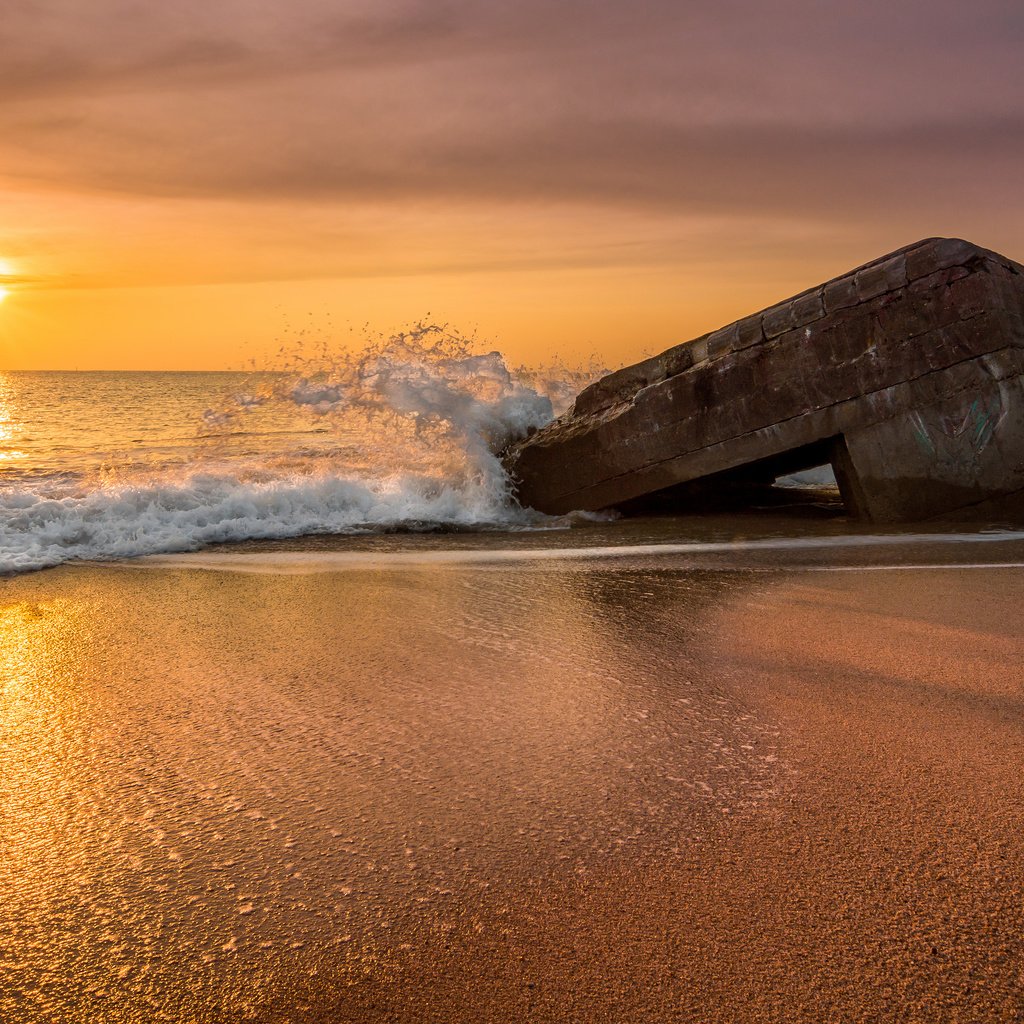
[9,508,1024,580]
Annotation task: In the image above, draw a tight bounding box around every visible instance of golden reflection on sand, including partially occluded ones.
[5,563,1020,1021]
[0,600,88,981]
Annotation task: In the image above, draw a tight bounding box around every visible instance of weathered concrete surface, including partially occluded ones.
[505,238,1024,522]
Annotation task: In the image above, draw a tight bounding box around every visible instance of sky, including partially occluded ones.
[1,0,1022,370]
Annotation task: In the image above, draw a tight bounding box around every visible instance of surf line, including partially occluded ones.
[101,532,1024,574]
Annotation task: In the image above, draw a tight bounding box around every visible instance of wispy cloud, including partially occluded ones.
[1,0,1022,288]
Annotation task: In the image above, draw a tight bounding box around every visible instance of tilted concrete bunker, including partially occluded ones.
[505,238,1024,522]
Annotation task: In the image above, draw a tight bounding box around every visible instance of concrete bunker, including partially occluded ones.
[504,238,1024,523]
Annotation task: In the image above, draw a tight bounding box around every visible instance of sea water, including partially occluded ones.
[0,328,604,574]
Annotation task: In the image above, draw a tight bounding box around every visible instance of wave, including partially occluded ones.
[0,471,554,574]
[0,324,604,575]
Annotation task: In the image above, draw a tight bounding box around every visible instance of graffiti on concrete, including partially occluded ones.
[910,393,1006,470]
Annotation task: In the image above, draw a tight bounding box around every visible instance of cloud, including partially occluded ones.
[1,0,1022,280]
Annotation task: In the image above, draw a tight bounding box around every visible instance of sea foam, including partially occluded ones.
[0,326,600,574]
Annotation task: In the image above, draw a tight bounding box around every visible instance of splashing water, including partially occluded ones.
[0,324,605,574]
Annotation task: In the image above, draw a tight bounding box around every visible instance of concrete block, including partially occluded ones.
[505,238,1024,521]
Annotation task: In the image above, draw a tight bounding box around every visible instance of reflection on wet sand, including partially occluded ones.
[2,556,1023,1022]
[0,562,780,1022]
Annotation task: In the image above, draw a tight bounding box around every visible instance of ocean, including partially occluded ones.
[0,330,597,574]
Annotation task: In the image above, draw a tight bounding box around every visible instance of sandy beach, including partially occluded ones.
[2,544,1023,1022]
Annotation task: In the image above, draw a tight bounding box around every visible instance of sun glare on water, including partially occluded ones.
[0,287,9,304]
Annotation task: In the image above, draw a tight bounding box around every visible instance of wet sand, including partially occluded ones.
[2,544,1023,1022]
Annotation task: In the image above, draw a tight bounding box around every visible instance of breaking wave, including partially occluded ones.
[0,324,603,574]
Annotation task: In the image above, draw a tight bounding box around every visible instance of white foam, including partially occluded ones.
[0,472,549,574]
[117,531,1024,574]
[0,327,605,575]
[774,465,838,490]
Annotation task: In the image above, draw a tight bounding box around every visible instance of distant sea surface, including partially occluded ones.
[1,371,309,484]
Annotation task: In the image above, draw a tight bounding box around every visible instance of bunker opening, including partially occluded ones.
[614,438,851,518]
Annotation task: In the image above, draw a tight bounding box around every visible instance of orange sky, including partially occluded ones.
[1,0,1022,370]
